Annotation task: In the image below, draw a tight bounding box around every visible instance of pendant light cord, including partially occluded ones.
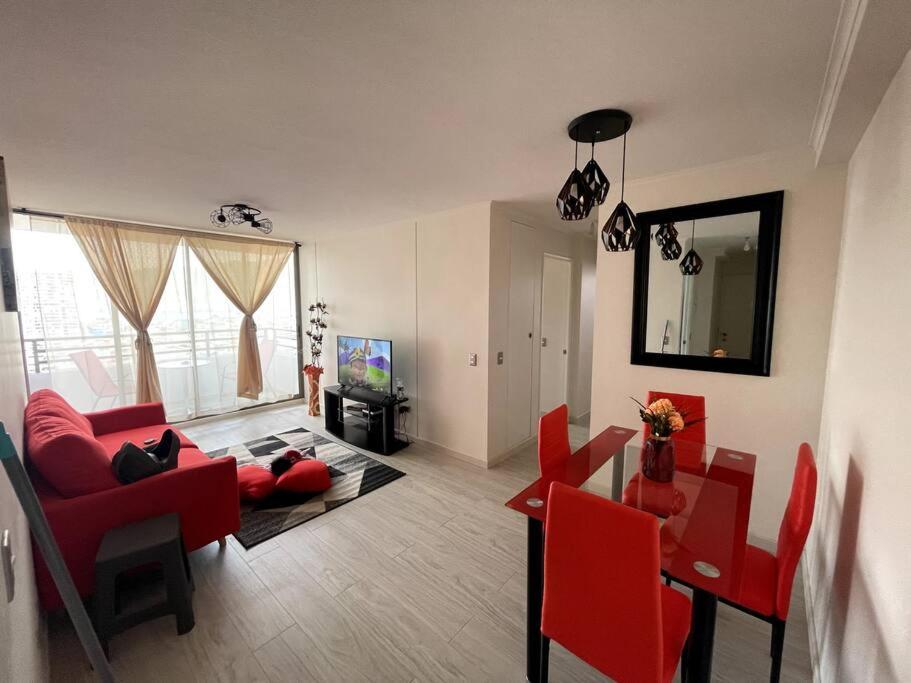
[620,131,627,202]
[574,137,579,169]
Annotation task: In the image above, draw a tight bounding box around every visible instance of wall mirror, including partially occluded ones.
[631,191,783,376]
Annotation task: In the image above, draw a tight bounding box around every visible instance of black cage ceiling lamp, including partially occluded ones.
[679,220,704,275]
[209,203,273,234]
[602,125,641,252]
[555,133,595,221]
[656,222,682,261]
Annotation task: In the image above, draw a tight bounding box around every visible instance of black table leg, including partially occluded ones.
[687,588,718,683]
[526,517,544,683]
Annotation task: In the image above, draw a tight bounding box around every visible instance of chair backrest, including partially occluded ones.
[645,391,706,444]
[774,443,817,618]
[70,350,119,398]
[542,482,665,682]
[537,404,571,476]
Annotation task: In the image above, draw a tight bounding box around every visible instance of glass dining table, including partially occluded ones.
[505,425,758,683]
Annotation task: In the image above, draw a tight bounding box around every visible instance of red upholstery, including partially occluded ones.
[644,391,706,444]
[94,425,196,455]
[732,443,817,620]
[25,389,119,497]
[84,402,168,436]
[542,483,690,683]
[276,459,331,493]
[237,465,277,501]
[24,390,240,610]
[537,404,571,476]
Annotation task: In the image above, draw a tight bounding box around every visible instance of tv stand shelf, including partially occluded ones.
[324,384,408,456]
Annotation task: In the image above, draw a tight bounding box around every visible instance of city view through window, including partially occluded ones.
[12,214,301,421]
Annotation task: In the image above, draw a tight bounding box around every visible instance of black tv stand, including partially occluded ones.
[324,384,409,455]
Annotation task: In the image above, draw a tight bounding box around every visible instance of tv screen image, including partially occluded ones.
[337,336,393,394]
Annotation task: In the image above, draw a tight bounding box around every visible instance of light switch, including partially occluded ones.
[469,353,478,367]
[497,351,504,365]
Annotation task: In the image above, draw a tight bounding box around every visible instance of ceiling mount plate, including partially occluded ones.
[567,109,632,143]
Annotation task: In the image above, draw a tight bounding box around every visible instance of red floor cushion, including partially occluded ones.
[276,459,331,493]
[237,466,277,501]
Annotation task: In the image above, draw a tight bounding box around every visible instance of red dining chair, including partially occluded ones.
[540,482,691,683]
[537,404,571,476]
[720,443,817,683]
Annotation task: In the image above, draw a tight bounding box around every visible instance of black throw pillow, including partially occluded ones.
[111,442,163,484]
[144,429,180,472]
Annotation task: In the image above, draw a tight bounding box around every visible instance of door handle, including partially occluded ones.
[2,528,14,603]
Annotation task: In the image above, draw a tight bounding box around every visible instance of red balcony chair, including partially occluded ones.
[540,482,691,683]
[719,443,817,683]
[70,350,120,411]
[537,404,571,476]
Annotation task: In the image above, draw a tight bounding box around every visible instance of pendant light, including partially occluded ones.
[602,130,641,252]
[555,132,594,221]
[581,142,609,205]
[660,223,682,261]
[680,220,704,275]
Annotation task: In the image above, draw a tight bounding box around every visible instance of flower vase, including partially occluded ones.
[642,436,676,483]
[304,365,323,416]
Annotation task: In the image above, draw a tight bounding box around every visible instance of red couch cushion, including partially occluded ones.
[25,390,119,498]
[276,459,331,493]
[95,425,196,458]
[237,465,276,501]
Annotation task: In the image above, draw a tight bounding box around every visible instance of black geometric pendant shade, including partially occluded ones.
[661,236,683,261]
[581,143,609,205]
[680,248,704,274]
[679,219,703,274]
[654,222,676,248]
[556,168,594,221]
[601,201,641,252]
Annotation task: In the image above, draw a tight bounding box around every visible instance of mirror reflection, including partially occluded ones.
[645,212,759,359]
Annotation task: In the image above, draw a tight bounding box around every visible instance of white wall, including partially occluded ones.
[569,233,596,421]
[807,49,911,683]
[487,203,592,462]
[311,203,492,465]
[0,157,46,680]
[589,147,847,540]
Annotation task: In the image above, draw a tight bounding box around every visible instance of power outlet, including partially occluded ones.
[468,353,478,367]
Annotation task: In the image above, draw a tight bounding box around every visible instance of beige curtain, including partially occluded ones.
[66,217,181,404]
[185,233,292,399]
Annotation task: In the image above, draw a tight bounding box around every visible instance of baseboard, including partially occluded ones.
[570,410,590,424]
[801,558,822,683]
[488,435,536,468]
[411,437,487,468]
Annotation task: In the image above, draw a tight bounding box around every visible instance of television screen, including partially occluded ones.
[337,336,393,394]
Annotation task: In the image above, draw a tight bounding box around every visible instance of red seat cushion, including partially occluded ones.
[275,459,331,493]
[237,466,277,501]
[735,544,778,617]
[25,390,119,498]
[95,425,196,458]
[660,585,692,683]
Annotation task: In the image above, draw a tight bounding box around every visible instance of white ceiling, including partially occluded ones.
[0,0,842,241]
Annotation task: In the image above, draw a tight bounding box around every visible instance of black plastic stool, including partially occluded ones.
[93,513,194,655]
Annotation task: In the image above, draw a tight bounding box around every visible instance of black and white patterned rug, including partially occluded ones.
[206,427,405,548]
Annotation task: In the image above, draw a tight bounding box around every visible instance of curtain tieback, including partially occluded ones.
[243,315,257,333]
[135,330,152,349]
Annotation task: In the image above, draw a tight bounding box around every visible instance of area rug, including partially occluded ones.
[206,427,405,548]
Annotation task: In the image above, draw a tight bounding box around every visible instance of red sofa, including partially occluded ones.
[24,389,240,610]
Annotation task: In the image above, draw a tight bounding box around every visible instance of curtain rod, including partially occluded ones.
[12,207,302,247]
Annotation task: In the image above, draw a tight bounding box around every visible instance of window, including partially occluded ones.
[12,214,301,421]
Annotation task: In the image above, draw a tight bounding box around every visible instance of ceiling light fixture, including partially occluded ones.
[680,220,704,275]
[210,203,273,234]
[743,236,752,252]
[581,142,610,205]
[602,128,641,252]
[658,223,682,261]
[555,131,594,221]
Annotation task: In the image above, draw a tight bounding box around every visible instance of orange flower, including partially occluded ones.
[668,412,685,432]
[647,398,675,416]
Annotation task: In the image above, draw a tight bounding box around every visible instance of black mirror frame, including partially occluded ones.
[631,190,784,377]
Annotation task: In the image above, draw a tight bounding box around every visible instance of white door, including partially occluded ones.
[539,255,572,414]
[507,222,537,447]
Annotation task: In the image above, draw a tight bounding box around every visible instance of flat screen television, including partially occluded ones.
[337,335,393,395]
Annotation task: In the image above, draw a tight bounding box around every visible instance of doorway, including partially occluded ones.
[538,254,572,414]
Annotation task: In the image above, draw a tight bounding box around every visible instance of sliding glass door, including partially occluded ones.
[12,214,301,421]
